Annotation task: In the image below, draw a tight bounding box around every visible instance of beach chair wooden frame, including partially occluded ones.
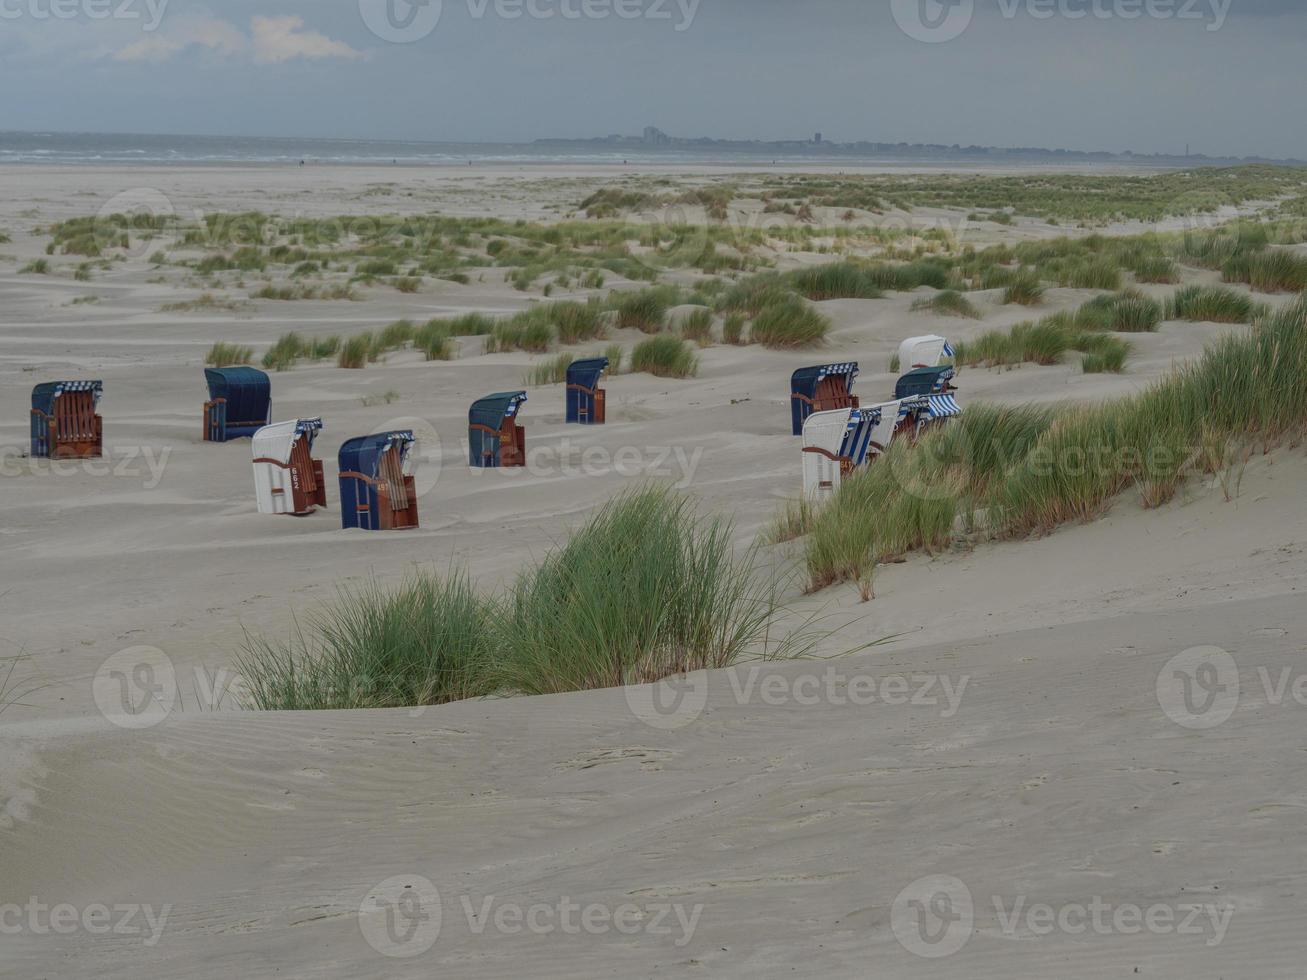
[30,381,103,459]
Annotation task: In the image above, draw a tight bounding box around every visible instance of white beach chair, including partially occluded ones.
[252,419,326,516]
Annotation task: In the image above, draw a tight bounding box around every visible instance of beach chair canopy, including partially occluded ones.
[470,391,528,430]
[895,366,956,399]
[252,417,323,466]
[791,362,859,435]
[31,380,102,416]
[338,430,416,479]
[205,367,271,423]
[925,394,962,420]
[566,358,608,392]
[897,335,954,370]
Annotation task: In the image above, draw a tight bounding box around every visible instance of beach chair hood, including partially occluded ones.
[895,366,956,399]
[31,380,103,416]
[338,430,417,479]
[790,362,859,435]
[566,358,608,392]
[469,391,528,429]
[252,417,323,466]
[897,335,954,370]
[204,366,272,440]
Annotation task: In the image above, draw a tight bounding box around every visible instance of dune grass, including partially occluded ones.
[631,335,699,378]
[414,320,456,361]
[524,352,575,386]
[337,334,371,369]
[680,307,714,346]
[749,296,830,349]
[205,342,254,367]
[722,312,748,345]
[239,488,802,709]
[910,289,982,319]
[603,342,624,375]
[262,332,340,370]
[1221,249,1307,293]
[1001,270,1046,306]
[237,572,496,710]
[614,287,675,332]
[1165,285,1266,323]
[799,294,1307,595]
[496,487,791,693]
[787,262,884,300]
[485,308,555,353]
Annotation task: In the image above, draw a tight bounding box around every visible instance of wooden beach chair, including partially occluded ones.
[252,418,327,516]
[30,381,103,459]
[337,431,420,531]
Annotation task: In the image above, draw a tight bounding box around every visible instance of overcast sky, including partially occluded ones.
[2,0,1304,157]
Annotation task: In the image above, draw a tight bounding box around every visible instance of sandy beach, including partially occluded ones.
[3,163,1306,978]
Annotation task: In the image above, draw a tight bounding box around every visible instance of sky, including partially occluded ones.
[1,0,1305,158]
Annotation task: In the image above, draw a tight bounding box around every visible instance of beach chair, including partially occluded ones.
[566,357,608,425]
[337,431,419,531]
[469,391,528,468]
[790,362,860,435]
[897,335,955,370]
[801,406,881,500]
[30,381,103,459]
[203,367,271,442]
[252,418,327,516]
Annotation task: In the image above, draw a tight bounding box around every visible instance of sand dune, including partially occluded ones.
[3,165,1305,977]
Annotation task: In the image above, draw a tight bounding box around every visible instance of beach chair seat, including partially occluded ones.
[790,363,860,435]
[566,357,609,425]
[252,418,327,516]
[204,367,271,442]
[338,431,419,531]
[30,381,103,459]
[895,365,957,400]
[469,391,529,468]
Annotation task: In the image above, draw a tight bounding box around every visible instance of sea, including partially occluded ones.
[0,130,857,167]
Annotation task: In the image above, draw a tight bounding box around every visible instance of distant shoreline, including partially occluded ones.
[1,130,1301,169]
